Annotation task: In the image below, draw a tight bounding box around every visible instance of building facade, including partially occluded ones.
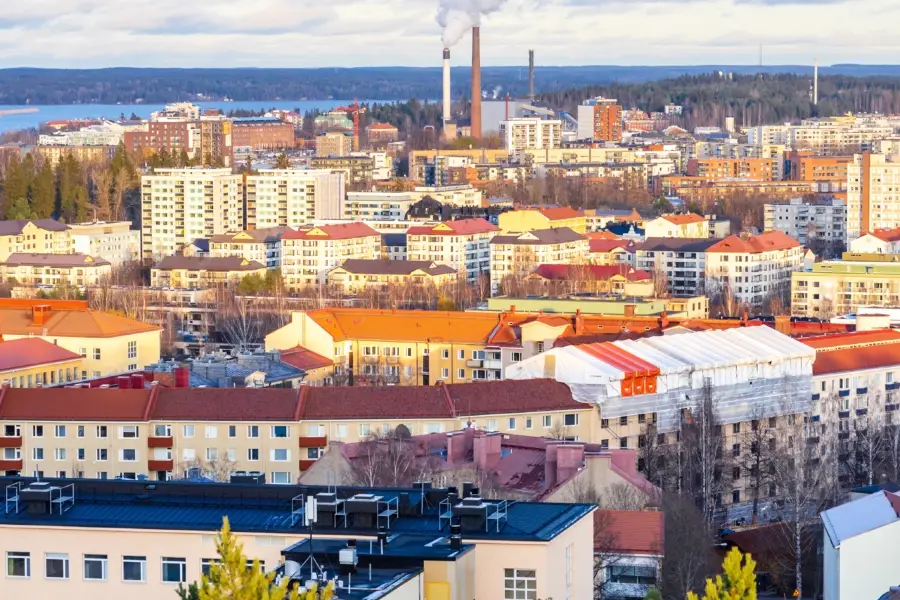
[280,223,381,289]
[765,198,847,252]
[231,118,294,151]
[406,219,499,284]
[245,170,345,230]
[635,238,716,297]
[498,207,586,235]
[792,259,900,317]
[67,221,140,266]
[498,118,563,153]
[150,256,266,290]
[847,153,900,243]
[315,130,353,157]
[577,97,623,142]
[208,228,290,269]
[0,254,111,288]
[327,259,457,294]
[490,228,589,295]
[643,214,710,239]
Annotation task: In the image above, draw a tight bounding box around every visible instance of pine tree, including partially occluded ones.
[30,161,56,219]
[198,517,300,600]
[1,154,28,218]
[275,153,290,169]
[6,197,33,220]
[687,547,757,600]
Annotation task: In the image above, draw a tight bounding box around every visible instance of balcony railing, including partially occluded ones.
[148,436,174,448]
[299,436,328,447]
[0,459,23,471]
[0,437,22,448]
[299,459,316,471]
[148,459,174,471]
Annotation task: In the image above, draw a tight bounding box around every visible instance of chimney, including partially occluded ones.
[528,49,535,102]
[32,304,51,327]
[174,366,190,389]
[775,315,791,334]
[447,429,473,463]
[556,443,585,484]
[473,431,501,469]
[471,26,482,139]
[443,48,452,124]
[544,442,558,488]
[574,309,585,335]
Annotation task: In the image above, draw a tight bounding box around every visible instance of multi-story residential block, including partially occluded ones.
[406,219,498,284]
[343,191,417,221]
[0,220,71,260]
[847,152,900,243]
[499,118,563,152]
[849,227,900,254]
[686,158,778,181]
[315,129,353,156]
[381,232,407,260]
[327,259,457,294]
[0,338,84,388]
[125,119,201,161]
[583,209,643,233]
[34,145,118,167]
[280,223,381,289]
[365,122,399,143]
[791,258,900,317]
[635,238,716,297]
[67,221,140,266]
[765,198,847,253]
[588,238,638,266]
[789,121,893,155]
[0,254,111,288]
[705,231,806,307]
[208,227,290,269]
[643,214,709,239]
[498,207,586,234]
[412,185,483,207]
[199,115,234,167]
[577,97,623,142]
[245,169,344,230]
[0,299,160,377]
[524,264,654,297]
[660,177,816,205]
[150,256,266,290]
[785,152,852,193]
[231,117,294,150]
[747,124,791,146]
[490,228,589,295]
[309,155,378,184]
[140,168,242,261]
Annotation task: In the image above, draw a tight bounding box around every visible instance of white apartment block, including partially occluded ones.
[635,238,716,298]
[280,223,381,289]
[343,192,416,221]
[412,185,483,208]
[245,169,345,230]
[747,124,791,146]
[705,231,806,307]
[849,228,900,254]
[643,214,710,239]
[847,153,900,244]
[406,219,499,284]
[140,168,242,261]
[38,122,125,147]
[764,198,847,248]
[208,228,290,269]
[489,228,589,295]
[499,118,563,153]
[67,221,140,266]
[790,123,894,155]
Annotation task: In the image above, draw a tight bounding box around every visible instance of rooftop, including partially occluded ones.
[0,338,82,373]
[595,509,664,555]
[869,227,900,243]
[208,227,292,244]
[333,259,457,277]
[707,231,801,254]
[531,264,651,282]
[280,346,334,371]
[0,219,69,235]
[154,256,265,272]
[4,253,110,268]
[491,227,586,246]
[822,490,900,547]
[0,299,160,339]
[638,237,718,253]
[657,213,705,225]
[283,223,380,241]
[406,219,498,237]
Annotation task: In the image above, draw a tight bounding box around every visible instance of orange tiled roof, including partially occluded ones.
[870,227,900,243]
[707,231,801,253]
[0,338,82,372]
[406,219,499,236]
[661,213,705,225]
[283,223,380,241]
[0,299,160,339]
[588,231,620,240]
[534,207,583,221]
[595,510,664,555]
[800,329,900,350]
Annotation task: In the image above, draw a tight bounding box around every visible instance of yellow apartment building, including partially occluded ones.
[498,207,587,234]
[280,223,382,289]
[0,299,160,378]
[208,227,291,269]
[792,258,900,317]
[0,219,72,260]
[489,227,589,295]
[0,338,84,388]
[326,259,457,294]
[150,256,266,290]
[0,253,111,288]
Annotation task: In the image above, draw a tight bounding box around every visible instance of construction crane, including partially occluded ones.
[333,99,366,152]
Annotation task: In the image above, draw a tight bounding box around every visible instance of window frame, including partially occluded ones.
[161,557,187,584]
[6,551,30,578]
[83,554,108,581]
[45,552,70,580]
[122,555,147,583]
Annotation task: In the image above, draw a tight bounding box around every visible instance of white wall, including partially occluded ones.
[835,518,900,600]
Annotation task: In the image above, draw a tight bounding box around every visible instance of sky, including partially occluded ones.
[0,0,898,68]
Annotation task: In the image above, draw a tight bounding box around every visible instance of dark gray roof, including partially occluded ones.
[154,256,265,272]
[4,253,110,267]
[491,227,586,245]
[0,219,69,235]
[381,233,407,247]
[336,259,456,277]
[637,237,718,253]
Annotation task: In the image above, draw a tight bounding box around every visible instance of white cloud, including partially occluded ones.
[0,0,894,67]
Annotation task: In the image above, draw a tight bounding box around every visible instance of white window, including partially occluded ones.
[123,556,146,582]
[128,341,137,359]
[359,424,371,437]
[228,426,236,438]
[93,348,101,360]
[504,568,537,600]
[54,448,67,461]
[32,425,44,437]
[154,424,171,437]
[200,558,219,579]
[508,418,517,430]
[119,426,139,439]
[564,413,579,427]
[270,426,289,438]
[306,424,324,436]
[33,448,44,461]
[271,472,291,485]
[96,448,107,461]
[442,368,449,379]
[525,417,533,429]
[3,424,20,437]
[511,352,523,362]
[120,449,137,462]
[271,449,289,462]
[54,425,66,438]
[542,415,552,428]
[161,557,186,583]
[458,349,465,360]
[425,423,444,434]
[458,368,465,379]
[182,448,196,461]
[205,425,218,439]
[83,554,108,581]
[96,426,108,438]
[442,349,449,359]
[77,448,85,461]
[153,448,172,460]
[6,551,30,578]
[183,425,195,438]
[247,448,260,461]
[334,424,348,439]
[247,425,259,438]
[486,419,498,432]
[45,553,69,580]
[3,448,19,460]
[206,448,218,461]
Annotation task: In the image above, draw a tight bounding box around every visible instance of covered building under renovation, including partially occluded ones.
[505,326,816,432]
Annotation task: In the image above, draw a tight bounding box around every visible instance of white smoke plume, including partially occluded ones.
[436,0,508,48]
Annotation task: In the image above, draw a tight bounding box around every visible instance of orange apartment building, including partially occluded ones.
[661,176,815,205]
[231,118,295,151]
[785,151,852,194]
[685,158,778,182]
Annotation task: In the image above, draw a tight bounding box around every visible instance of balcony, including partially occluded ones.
[0,437,22,448]
[148,436,174,448]
[466,359,483,368]
[148,459,174,471]
[0,459,23,470]
[299,459,316,471]
[299,436,327,447]
[483,360,503,370]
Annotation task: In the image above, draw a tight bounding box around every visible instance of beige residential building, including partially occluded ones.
[150,256,266,290]
[0,219,72,261]
[406,219,499,284]
[208,227,291,269]
[67,221,140,266]
[315,129,353,156]
[847,153,900,243]
[849,227,900,254]
[643,213,710,239]
[498,207,587,235]
[792,258,900,317]
[327,259,457,294]
[140,168,243,261]
[245,169,345,229]
[280,223,381,289]
[490,228,589,295]
[499,118,563,152]
[0,338,84,388]
[0,254,111,288]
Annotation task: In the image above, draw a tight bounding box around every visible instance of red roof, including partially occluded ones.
[870,227,900,242]
[800,329,900,350]
[0,338,82,372]
[367,123,398,131]
[589,239,634,253]
[532,207,583,221]
[407,218,499,236]
[283,223,380,241]
[446,379,583,416]
[801,331,900,375]
[301,385,452,420]
[153,388,303,421]
[280,347,334,371]
[661,213,705,225]
[0,388,151,421]
[707,231,801,253]
[595,510,664,555]
[532,264,651,282]
[588,231,620,240]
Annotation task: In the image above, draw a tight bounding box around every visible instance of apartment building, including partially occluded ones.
[406,219,499,284]
[642,214,710,239]
[765,198,847,250]
[231,117,294,151]
[849,227,900,254]
[309,156,378,184]
[499,118,563,152]
[0,254,111,288]
[785,152,852,193]
[577,97,623,142]
[208,227,290,269]
[140,168,242,261]
[791,259,900,317]
[705,231,806,307]
[150,256,266,290]
[525,264,654,297]
[686,158,778,182]
[747,124,791,146]
[635,238,716,297]
[280,223,381,289]
[343,191,417,221]
[199,116,233,167]
[34,145,117,167]
[847,153,900,243]
[315,129,352,156]
[327,259,457,294]
[0,299,160,377]
[0,219,71,261]
[588,239,638,266]
[67,221,140,266]
[498,207,586,234]
[0,338,84,388]
[789,122,893,155]
[490,228,589,295]
[660,177,815,205]
[245,169,345,230]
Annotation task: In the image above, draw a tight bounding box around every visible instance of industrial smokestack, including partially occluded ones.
[471,26,482,139]
[813,58,819,106]
[528,49,535,103]
[443,48,452,123]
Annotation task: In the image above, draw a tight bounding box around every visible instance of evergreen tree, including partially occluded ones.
[275,153,290,169]
[1,154,28,217]
[57,154,82,222]
[30,161,56,218]
[6,197,33,220]
[687,548,757,600]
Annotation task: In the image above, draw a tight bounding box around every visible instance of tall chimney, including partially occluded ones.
[443,48,452,124]
[813,58,819,106]
[471,26,482,139]
[528,49,535,103]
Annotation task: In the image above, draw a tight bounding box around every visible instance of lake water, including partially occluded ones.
[0,100,382,133]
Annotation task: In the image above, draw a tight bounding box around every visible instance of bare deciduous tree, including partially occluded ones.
[660,492,715,600]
